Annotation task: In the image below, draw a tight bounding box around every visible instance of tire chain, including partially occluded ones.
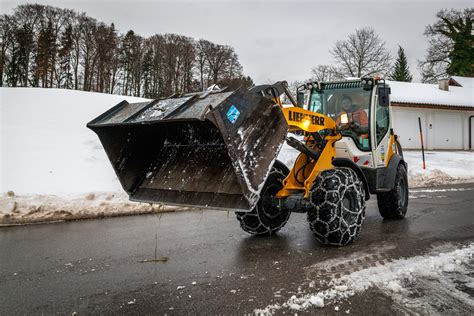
[308,167,366,246]
[237,167,290,235]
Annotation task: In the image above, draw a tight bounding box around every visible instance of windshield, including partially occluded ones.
[308,86,371,151]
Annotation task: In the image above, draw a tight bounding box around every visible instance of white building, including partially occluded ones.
[389,76,474,150]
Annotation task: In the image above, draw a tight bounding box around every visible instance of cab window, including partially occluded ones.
[375,95,390,145]
[309,87,371,151]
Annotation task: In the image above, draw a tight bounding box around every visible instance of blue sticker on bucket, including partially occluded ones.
[226,104,240,124]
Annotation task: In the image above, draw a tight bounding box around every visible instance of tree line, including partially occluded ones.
[308,8,472,84]
[0,4,253,98]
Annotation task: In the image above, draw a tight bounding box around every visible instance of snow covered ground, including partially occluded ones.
[256,242,474,314]
[0,87,473,225]
[404,150,474,187]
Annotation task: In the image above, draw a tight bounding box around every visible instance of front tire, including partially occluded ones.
[308,167,366,246]
[236,160,290,235]
[377,164,408,219]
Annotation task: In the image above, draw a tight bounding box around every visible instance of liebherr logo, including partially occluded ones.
[288,111,325,126]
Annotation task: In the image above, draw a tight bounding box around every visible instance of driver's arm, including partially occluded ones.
[355,110,368,126]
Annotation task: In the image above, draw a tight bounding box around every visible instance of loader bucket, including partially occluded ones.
[87,89,288,212]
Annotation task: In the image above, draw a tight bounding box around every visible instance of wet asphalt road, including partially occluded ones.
[1,183,473,315]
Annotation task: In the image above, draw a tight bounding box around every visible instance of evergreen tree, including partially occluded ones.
[419,8,473,82]
[389,46,413,82]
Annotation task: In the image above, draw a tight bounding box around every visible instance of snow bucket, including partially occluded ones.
[87,89,288,211]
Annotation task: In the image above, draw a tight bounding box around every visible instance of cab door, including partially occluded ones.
[372,86,392,167]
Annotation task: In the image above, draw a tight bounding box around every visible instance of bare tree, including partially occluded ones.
[330,27,392,78]
[0,15,15,86]
[1,3,251,98]
[199,40,234,84]
[310,64,342,81]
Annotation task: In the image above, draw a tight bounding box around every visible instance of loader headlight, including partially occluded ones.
[340,113,349,124]
[303,119,311,129]
[362,78,373,91]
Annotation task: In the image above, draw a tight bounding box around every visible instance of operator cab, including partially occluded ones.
[297,77,392,168]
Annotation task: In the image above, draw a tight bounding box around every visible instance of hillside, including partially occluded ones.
[0,87,148,195]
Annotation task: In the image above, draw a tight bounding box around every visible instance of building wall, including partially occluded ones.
[391,106,474,150]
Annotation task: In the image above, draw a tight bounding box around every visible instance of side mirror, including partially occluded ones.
[296,91,305,108]
[378,86,391,107]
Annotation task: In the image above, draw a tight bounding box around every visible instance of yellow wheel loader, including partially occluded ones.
[88,77,408,246]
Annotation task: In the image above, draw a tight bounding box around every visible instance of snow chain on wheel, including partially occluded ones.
[308,167,366,246]
[377,164,408,219]
[236,161,290,235]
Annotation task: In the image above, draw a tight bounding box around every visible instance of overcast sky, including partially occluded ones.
[1,0,471,83]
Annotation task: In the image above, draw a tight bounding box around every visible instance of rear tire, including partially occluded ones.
[307,167,366,246]
[377,164,408,219]
[236,160,290,235]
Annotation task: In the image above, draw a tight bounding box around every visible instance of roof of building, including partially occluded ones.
[449,76,474,88]
[388,77,474,109]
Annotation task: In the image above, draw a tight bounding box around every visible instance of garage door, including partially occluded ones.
[392,109,427,149]
[432,112,463,149]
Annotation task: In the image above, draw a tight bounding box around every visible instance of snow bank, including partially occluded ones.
[0,191,169,225]
[0,87,148,195]
[404,151,474,187]
[0,88,191,225]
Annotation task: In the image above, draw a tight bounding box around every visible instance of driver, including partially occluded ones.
[337,95,368,127]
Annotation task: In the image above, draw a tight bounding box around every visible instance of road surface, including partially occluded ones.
[1,183,473,315]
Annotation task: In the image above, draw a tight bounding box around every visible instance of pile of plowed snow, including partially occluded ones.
[0,87,148,195]
[404,151,474,187]
[0,88,173,225]
[0,191,183,225]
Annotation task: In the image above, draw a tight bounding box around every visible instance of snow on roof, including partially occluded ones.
[450,76,474,88]
[388,79,474,108]
[206,84,221,91]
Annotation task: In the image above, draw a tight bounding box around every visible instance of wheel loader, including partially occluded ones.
[87,77,408,246]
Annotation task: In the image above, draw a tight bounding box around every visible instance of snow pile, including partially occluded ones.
[404,151,474,187]
[0,88,165,224]
[0,191,184,225]
[0,87,149,195]
[256,243,474,314]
